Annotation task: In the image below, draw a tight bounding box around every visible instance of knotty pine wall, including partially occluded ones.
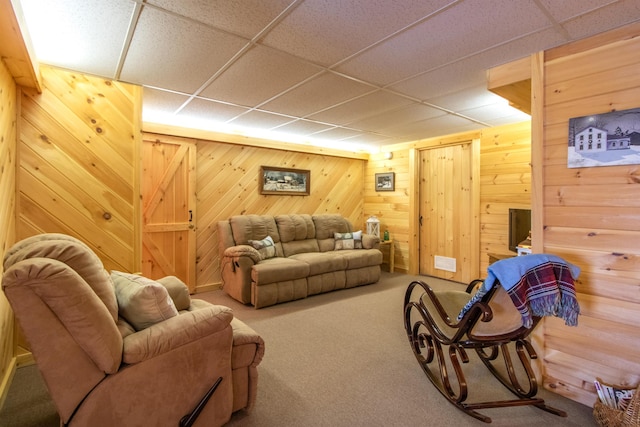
[0,59,17,407]
[364,121,531,277]
[537,24,640,406]
[17,66,142,272]
[142,132,367,290]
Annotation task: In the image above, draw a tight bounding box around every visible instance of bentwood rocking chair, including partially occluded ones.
[403,254,580,423]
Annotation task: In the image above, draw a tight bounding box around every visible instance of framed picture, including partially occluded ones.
[375,172,395,191]
[260,166,310,196]
[568,107,640,168]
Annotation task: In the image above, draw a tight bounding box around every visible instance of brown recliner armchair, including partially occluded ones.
[2,233,265,426]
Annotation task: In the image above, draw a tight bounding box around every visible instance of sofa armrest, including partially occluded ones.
[223,245,261,263]
[220,246,260,304]
[122,305,233,364]
[362,234,380,249]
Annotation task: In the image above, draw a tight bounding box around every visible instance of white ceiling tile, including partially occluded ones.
[226,110,296,129]
[348,103,444,133]
[176,98,250,124]
[120,6,247,93]
[459,102,531,123]
[311,127,367,140]
[146,0,292,39]
[261,72,374,117]
[261,0,455,67]
[272,119,335,136]
[199,45,324,107]
[20,0,135,78]
[559,0,640,40]
[142,87,192,117]
[308,90,414,125]
[538,0,631,22]
[426,87,508,112]
[335,0,550,86]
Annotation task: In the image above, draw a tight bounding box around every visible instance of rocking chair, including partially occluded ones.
[403,254,580,423]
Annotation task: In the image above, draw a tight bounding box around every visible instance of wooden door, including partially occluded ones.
[141,136,196,291]
[418,142,478,282]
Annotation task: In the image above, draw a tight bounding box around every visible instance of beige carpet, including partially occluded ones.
[0,272,597,426]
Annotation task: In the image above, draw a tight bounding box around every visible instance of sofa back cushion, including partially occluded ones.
[275,214,319,257]
[229,215,283,254]
[312,214,353,252]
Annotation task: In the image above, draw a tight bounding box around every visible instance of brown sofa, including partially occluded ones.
[2,233,264,427]
[218,214,383,308]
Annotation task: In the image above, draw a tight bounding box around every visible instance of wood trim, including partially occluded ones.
[143,121,371,160]
[408,148,419,275]
[530,52,544,255]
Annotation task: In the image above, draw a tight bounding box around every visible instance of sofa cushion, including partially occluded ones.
[275,214,315,242]
[334,232,355,250]
[155,276,191,311]
[251,257,310,285]
[230,215,280,245]
[289,252,347,275]
[339,249,384,269]
[248,236,276,259]
[111,271,179,331]
[312,214,352,239]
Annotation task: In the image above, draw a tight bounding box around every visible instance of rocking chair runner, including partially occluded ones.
[403,255,580,423]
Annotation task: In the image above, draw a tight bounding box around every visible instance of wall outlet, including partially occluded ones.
[434,255,456,273]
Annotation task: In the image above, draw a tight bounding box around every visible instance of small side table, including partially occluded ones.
[379,239,395,273]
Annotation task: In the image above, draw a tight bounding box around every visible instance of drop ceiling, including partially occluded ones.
[15,0,640,153]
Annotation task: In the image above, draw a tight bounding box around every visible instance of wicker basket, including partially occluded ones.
[593,385,640,427]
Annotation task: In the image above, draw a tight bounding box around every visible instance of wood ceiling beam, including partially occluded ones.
[487,56,531,115]
[0,0,41,91]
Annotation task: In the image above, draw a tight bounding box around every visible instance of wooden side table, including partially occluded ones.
[379,239,395,273]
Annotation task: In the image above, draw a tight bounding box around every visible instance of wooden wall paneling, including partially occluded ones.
[540,28,640,405]
[17,66,140,273]
[0,59,17,409]
[479,121,531,273]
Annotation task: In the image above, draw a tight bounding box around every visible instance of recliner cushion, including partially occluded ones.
[111,271,179,331]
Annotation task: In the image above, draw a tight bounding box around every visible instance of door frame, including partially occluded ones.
[408,138,481,278]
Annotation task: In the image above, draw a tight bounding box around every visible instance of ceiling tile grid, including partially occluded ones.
[16,0,640,152]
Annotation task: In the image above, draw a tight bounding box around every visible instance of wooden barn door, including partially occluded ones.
[141,136,196,291]
[418,142,479,283]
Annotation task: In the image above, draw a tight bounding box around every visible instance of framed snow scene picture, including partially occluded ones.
[568,107,640,168]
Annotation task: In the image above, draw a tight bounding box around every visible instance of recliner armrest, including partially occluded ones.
[223,245,261,263]
[122,305,233,364]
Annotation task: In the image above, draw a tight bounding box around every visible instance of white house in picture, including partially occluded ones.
[574,126,630,153]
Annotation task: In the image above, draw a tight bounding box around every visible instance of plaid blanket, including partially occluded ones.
[457,254,580,327]
[508,260,580,328]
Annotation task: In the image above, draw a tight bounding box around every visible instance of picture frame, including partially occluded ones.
[567,107,640,168]
[260,166,310,196]
[375,172,395,191]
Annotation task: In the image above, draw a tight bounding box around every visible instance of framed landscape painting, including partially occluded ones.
[375,172,394,191]
[260,166,310,195]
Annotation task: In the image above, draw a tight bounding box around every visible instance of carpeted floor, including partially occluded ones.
[0,272,598,426]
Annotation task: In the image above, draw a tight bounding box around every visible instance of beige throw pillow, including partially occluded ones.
[111,271,179,331]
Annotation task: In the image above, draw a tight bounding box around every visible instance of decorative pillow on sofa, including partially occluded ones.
[111,271,179,331]
[353,230,363,249]
[248,235,276,259]
[334,232,355,250]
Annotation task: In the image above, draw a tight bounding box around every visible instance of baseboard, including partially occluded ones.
[195,282,222,294]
